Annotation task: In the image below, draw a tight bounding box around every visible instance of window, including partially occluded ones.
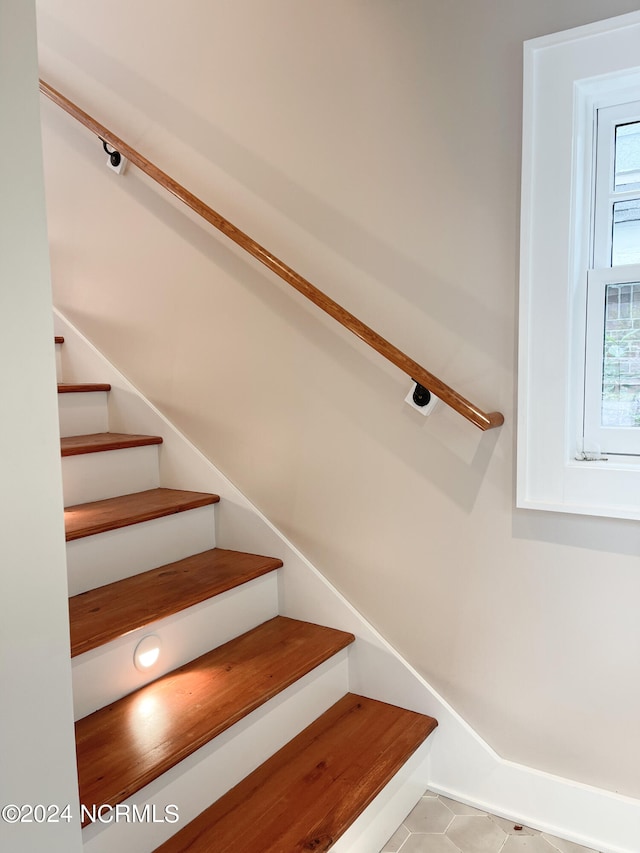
[518,11,640,520]
[594,104,640,269]
[584,100,640,458]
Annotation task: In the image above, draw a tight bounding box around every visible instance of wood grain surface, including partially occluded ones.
[76,617,355,822]
[154,693,437,852]
[64,488,219,541]
[61,432,163,456]
[69,548,282,656]
[57,382,111,393]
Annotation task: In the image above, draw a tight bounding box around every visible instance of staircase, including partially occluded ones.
[56,331,438,853]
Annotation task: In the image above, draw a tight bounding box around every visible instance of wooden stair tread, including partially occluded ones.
[69,548,283,657]
[61,432,163,456]
[76,616,355,822]
[64,487,219,541]
[153,693,438,853]
[57,382,111,393]
[54,335,64,344]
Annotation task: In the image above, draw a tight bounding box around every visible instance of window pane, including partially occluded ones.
[612,199,640,265]
[601,282,640,426]
[615,121,640,191]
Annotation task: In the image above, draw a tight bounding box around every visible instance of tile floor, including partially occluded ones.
[379,790,601,853]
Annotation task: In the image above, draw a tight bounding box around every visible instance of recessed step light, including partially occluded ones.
[134,635,162,672]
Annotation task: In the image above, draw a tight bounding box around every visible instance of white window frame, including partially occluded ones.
[593,101,640,269]
[518,10,640,520]
[584,98,640,457]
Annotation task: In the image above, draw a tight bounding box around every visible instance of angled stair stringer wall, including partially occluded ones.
[55,308,640,853]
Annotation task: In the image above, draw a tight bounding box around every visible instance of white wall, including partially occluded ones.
[36,0,640,803]
[0,1,82,850]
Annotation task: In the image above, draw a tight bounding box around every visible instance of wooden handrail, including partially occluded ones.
[39,79,503,431]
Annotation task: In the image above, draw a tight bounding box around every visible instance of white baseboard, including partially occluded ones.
[427,771,640,853]
[55,308,640,853]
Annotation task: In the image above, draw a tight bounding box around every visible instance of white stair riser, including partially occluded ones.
[81,651,350,853]
[72,574,279,719]
[62,445,160,506]
[332,738,432,853]
[55,341,63,382]
[58,391,109,437]
[66,505,216,595]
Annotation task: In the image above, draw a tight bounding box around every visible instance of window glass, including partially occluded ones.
[614,121,640,192]
[601,281,640,427]
[612,199,640,265]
